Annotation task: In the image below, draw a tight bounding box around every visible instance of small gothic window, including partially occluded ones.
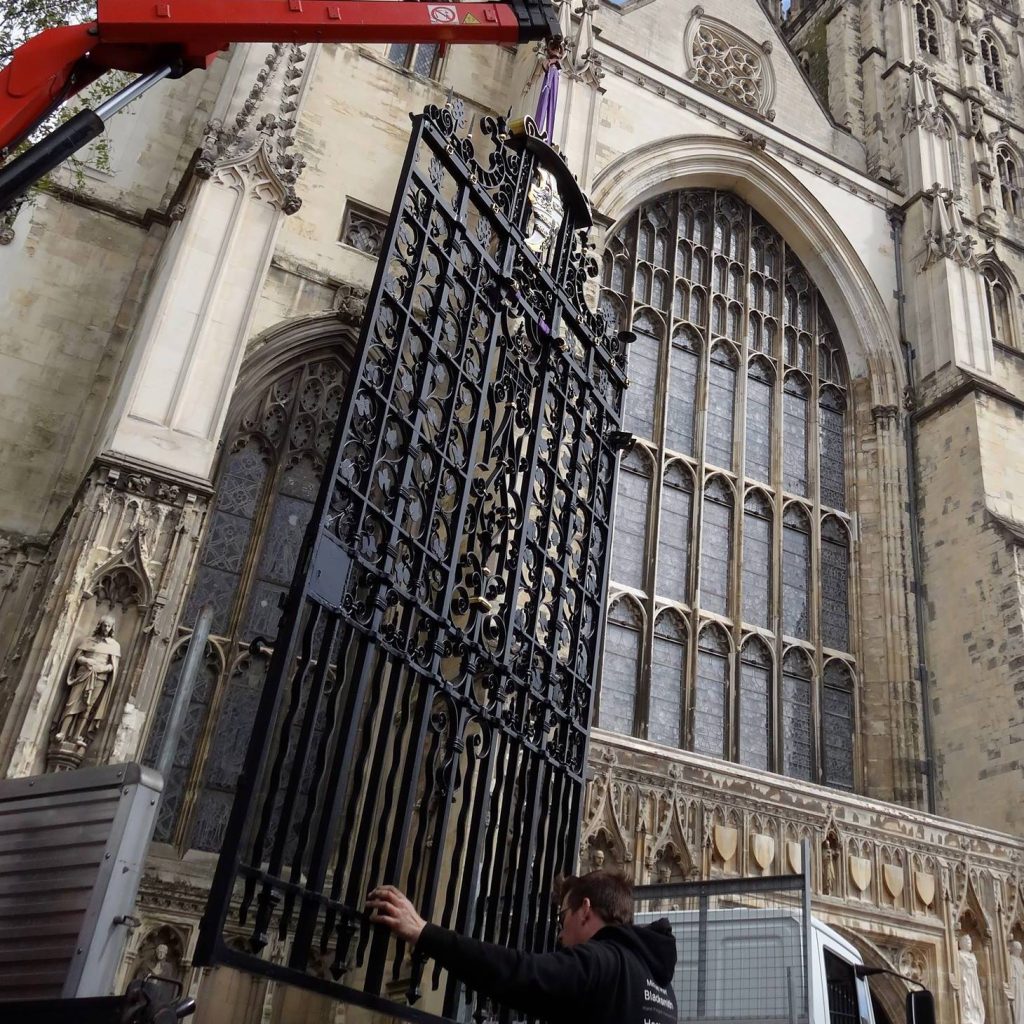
[738,638,772,770]
[385,42,443,79]
[600,189,856,788]
[782,648,814,780]
[822,661,855,789]
[624,314,662,441]
[600,599,643,735]
[983,262,1017,348]
[693,625,729,758]
[980,34,1004,94]
[700,477,734,617]
[657,463,693,604]
[742,491,772,628]
[745,358,774,483]
[666,327,701,455]
[821,517,851,652]
[611,449,652,591]
[650,612,687,746]
[914,2,940,57]
[782,504,811,639]
[997,147,1022,217]
[706,344,738,470]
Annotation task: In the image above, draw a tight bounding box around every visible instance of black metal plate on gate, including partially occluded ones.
[196,101,628,1024]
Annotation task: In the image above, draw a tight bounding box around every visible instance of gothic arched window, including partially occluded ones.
[982,260,1017,348]
[602,189,856,791]
[914,2,940,57]
[997,146,1022,216]
[142,354,347,850]
[980,33,1004,94]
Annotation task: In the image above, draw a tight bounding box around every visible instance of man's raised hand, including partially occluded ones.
[366,885,427,946]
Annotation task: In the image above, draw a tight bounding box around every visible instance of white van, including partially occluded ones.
[634,907,885,1024]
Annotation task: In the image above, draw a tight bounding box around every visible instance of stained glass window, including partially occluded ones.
[600,599,642,735]
[700,478,733,616]
[656,464,693,604]
[624,316,661,441]
[823,661,855,789]
[706,344,738,470]
[745,358,774,483]
[601,189,855,789]
[742,491,772,628]
[782,649,813,781]
[143,356,347,851]
[666,328,700,455]
[821,517,850,651]
[611,449,651,590]
[782,505,811,639]
[693,626,729,758]
[738,639,771,770]
[650,613,686,746]
[783,374,809,496]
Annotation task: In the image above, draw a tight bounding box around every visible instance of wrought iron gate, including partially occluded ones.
[196,100,628,1023]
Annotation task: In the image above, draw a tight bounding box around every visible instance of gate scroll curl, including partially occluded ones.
[197,100,629,1024]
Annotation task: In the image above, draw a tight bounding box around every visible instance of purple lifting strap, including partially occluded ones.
[534,62,560,137]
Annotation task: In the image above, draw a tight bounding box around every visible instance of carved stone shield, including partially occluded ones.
[751,833,775,872]
[714,824,738,863]
[883,863,905,899]
[849,855,872,892]
[915,871,936,907]
[787,841,803,873]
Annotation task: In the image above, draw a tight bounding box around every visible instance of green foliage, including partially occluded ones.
[1,2,130,184]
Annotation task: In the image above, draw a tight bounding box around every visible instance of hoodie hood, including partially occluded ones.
[595,919,677,986]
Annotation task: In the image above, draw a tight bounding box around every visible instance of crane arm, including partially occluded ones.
[1,0,560,165]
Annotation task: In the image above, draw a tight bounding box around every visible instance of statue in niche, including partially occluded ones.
[1008,940,1024,1024]
[822,840,840,896]
[51,616,121,754]
[958,933,986,1024]
[523,167,564,261]
[591,848,606,870]
[131,933,183,1004]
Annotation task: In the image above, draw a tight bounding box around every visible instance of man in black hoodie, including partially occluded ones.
[367,869,678,1024]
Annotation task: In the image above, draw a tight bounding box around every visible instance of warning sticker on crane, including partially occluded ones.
[428,5,458,23]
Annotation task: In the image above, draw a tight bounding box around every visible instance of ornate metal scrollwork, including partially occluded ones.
[197,102,626,1024]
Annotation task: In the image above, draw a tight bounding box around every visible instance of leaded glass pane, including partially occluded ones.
[822,517,850,651]
[656,467,692,603]
[738,640,771,770]
[746,362,773,482]
[624,327,660,441]
[651,619,685,746]
[611,454,650,590]
[144,646,218,842]
[819,388,846,510]
[693,627,729,757]
[783,377,808,496]
[823,661,854,789]
[412,43,439,77]
[742,494,771,627]
[700,480,732,615]
[191,660,264,851]
[782,506,811,639]
[666,332,700,455]
[387,43,411,67]
[706,346,737,470]
[601,603,641,734]
[782,651,813,780]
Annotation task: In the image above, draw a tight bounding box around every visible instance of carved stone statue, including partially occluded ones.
[132,937,182,1003]
[51,616,121,757]
[523,167,565,261]
[591,848,606,870]
[958,934,986,1024]
[1008,940,1024,1024]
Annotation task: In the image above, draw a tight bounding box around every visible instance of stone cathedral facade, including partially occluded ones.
[2,0,1024,1021]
